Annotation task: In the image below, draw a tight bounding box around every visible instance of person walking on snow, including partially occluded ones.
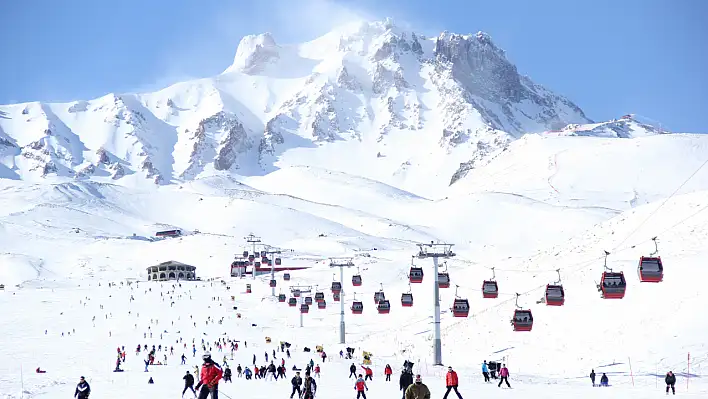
[590,369,596,387]
[498,364,511,388]
[223,367,232,383]
[385,364,393,381]
[236,364,242,378]
[195,352,223,399]
[349,363,357,378]
[74,376,91,399]
[400,368,414,399]
[290,371,302,398]
[302,371,317,399]
[443,366,463,398]
[600,373,609,387]
[355,374,369,399]
[482,361,490,382]
[183,371,196,398]
[405,374,431,399]
[314,364,321,378]
[665,371,676,395]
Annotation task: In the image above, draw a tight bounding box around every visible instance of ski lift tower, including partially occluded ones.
[416,241,456,366]
[329,257,355,344]
[290,285,312,328]
[244,233,262,280]
[263,246,282,297]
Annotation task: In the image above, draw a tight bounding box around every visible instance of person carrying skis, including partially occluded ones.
[443,366,463,398]
[349,363,357,378]
[590,369,596,386]
[405,374,431,399]
[400,368,414,399]
[302,370,317,399]
[195,352,223,399]
[290,371,302,398]
[600,373,609,387]
[482,361,490,382]
[74,376,91,399]
[665,371,676,395]
[385,364,393,381]
[355,374,369,398]
[183,371,196,398]
[498,364,511,388]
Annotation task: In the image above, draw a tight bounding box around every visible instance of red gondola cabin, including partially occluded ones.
[600,272,626,299]
[544,285,565,306]
[482,281,498,298]
[512,310,533,331]
[638,257,663,282]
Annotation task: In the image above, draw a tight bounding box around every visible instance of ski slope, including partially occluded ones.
[1,134,708,398]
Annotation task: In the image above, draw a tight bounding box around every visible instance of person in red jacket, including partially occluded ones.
[195,352,223,399]
[362,366,373,381]
[384,364,393,381]
[498,364,511,388]
[443,366,463,399]
[354,374,368,398]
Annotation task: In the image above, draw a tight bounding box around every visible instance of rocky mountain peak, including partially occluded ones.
[225,32,279,74]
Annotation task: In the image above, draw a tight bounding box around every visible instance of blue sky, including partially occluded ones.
[1,0,706,132]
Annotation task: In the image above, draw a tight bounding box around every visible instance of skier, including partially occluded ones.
[482,361,490,382]
[223,366,232,383]
[385,364,392,381]
[399,368,414,399]
[404,374,431,399]
[354,374,369,398]
[600,373,609,387]
[195,352,223,399]
[498,364,511,388]
[302,370,317,399]
[665,371,676,395]
[290,371,302,399]
[590,369,596,387]
[183,371,196,398]
[74,376,91,399]
[349,363,357,378]
[443,366,463,398]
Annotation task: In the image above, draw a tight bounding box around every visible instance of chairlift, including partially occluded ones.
[511,293,533,331]
[438,262,450,288]
[300,303,309,314]
[304,296,313,306]
[544,269,565,306]
[377,299,391,314]
[351,293,363,314]
[275,258,282,266]
[482,267,499,298]
[283,273,291,281]
[269,279,277,288]
[374,283,386,304]
[352,267,363,286]
[451,285,469,317]
[318,299,327,309]
[278,294,286,303]
[288,297,297,307]
[638,237,663,283]
[598,251,627,299]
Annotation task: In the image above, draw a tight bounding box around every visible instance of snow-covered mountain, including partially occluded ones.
[0,19,598,190]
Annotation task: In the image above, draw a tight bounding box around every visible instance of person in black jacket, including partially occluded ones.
[399,369,414,399]
[223,367,232,383]
[302,371,317,399]
[349,363,357,378]
[183,371,196,397]
[590,369,596,387]
[290,371,302,399]
[665,371,676,395]
[74,376,91,399]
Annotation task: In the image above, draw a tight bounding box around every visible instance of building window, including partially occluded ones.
[159,272,166,279]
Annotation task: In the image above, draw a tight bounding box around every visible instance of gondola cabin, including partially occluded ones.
[275,258,282,266]
[315,292,325,302]
[248,254,255,262]
[352,275,362,286]
[283,273,291,281]
[331,281,342,294]
[262,257,269,264]
[452,298,470,317]
[438,273,450,288]
[278,294,286,303]
[293,289,301,297]
[318,300,327,309]
[300,304,309,314]
[288,297,297,307]
[374,291,385,304]
[351,301,364,314]
[242,251,249,258]
[409,267,424,283]
[401,293,414,307]
[304,296,313,306]
[638,257,663,282]
[545,285,565,306]
[600,272,627,299]
[482,281,499,298]
[246,284,252,293]
[254,261,261,268]
[269,279,277,288]
[260,250,267,258]
[333,292,341,302]
[377,300,391,314]
[512,310,533,331]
